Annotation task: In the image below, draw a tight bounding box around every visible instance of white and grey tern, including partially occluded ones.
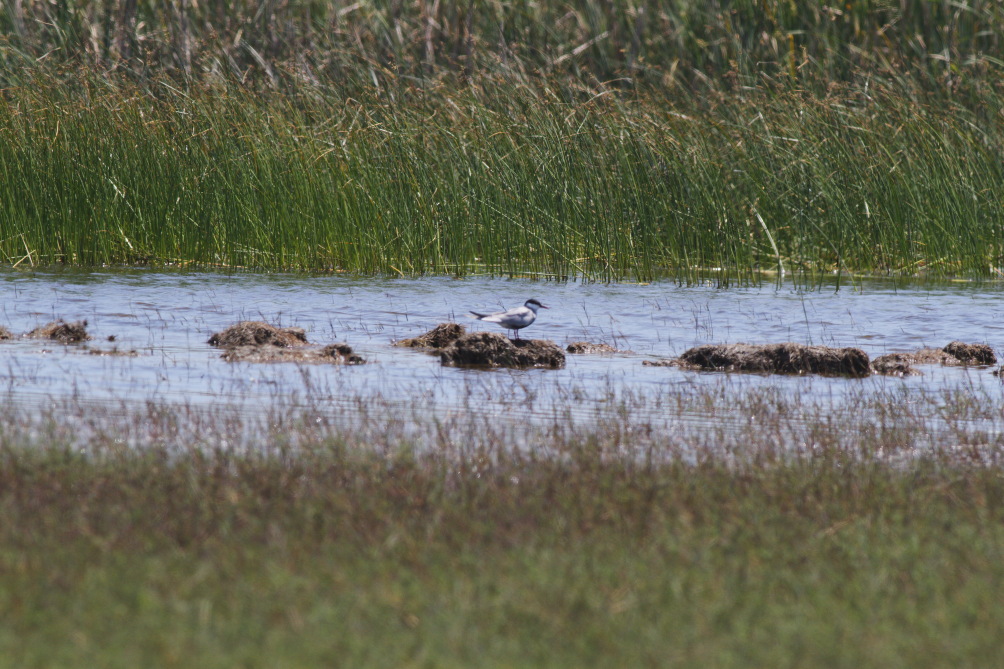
[469,299,549,339]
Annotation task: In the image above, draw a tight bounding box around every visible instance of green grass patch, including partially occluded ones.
[1,391,1004,667]
[1,76,1002,280]
[2,1,1004,280]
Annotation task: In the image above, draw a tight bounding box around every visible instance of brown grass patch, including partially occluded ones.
[943,341,996,365]
[395,323,466,349]
[440,332,565,369]
[208,321,308,348]
[671,343,871,377]
[25,320,91,343]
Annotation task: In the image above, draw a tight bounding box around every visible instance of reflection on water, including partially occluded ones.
[0,269,1002,431]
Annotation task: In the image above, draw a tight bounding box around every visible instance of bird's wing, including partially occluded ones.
[470,309,506,323]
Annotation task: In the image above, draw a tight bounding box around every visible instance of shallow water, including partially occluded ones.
[1,269,1003,430]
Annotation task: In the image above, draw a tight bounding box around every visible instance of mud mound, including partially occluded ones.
[907,348,959,365]
[943,341,996,365]
[871,353,922,377]
[26,320,90,343]
[208,321,308,348]
[440,332,565,369]
[396,323,466,349]
[221,342,364,364]
[871,343,996,375]
[675,343,871,377]
[0,326,11,340]
[566,341,619,354]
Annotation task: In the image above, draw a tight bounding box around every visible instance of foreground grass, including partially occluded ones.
[1,393,1003,667]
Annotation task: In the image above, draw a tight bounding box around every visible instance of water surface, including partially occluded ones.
[2,269,1002,431]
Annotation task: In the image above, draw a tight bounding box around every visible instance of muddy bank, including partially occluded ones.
[440,332,565,369]
[26,320,90,343]
[395,323,466,350]
[647,342,871,378]
[208,321,308,348]
[566,341,621,354]
[222,343,364,365]
[871,341,996,376]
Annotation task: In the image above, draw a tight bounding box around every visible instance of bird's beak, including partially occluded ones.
[541,304,550,309]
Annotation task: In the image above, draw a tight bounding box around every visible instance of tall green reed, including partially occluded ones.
[1,75,1002,279]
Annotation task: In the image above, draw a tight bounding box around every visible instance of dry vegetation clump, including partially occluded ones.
[221,343,363,365]
[872,342,996,375]
[209,321,362,364]
[0,326,12,340]
[208,321,308,348]
[671,343,871,378]
[395,323,466,349]
[943,341,996,365]
[440,332,565,369]
[25,320,91,343]
[870,353,922,377]
[566,341,620,354]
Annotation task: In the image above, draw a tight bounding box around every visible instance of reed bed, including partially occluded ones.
[2,1,1002,99]
[1,387,1003,667]
[2,77,1003,280]
[1,1,1003,280]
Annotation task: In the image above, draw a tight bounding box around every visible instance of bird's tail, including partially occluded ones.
[468,311,487,320]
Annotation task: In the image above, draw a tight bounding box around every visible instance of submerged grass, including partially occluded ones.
[1,77,1003,280]
[1,389,1004,666]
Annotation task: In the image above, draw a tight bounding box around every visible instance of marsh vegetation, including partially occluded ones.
[3,2,1004,664]
[1,1,1002,279]
[2,387,1004,667]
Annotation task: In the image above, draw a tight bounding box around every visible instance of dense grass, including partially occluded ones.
[1,1,1003,279]
[2,1,1002,99]
[1,391,1004,667]
[2,77,1002,280]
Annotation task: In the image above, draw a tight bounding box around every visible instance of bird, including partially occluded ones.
[469,299,549,340]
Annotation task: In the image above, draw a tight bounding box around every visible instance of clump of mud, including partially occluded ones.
[870,353,922,377]
[871,342,996,376]
[395,323,466,349]
[0,326,12,340]
[210,321,363,365]
[566,341,620,354]
[440,332,565,369]
[943,341,996,365]
[26,320,91,343]
[208,321,308,348]
[667,342,871,378]
[221,342,364,365]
